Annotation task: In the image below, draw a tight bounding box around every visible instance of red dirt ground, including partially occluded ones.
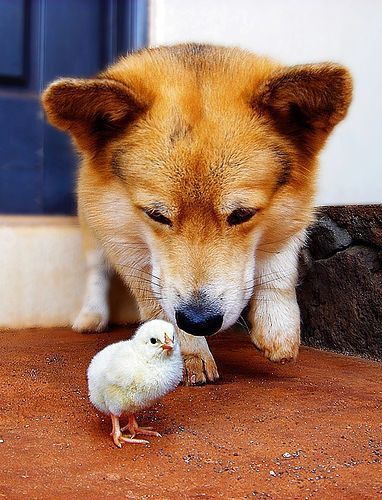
[0,326,381,498]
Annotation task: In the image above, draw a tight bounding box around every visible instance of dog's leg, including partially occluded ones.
[178,331,219,385]
[248,232,304,363]
[73,228,110,333]
[137,299,164,322]
[138,300,219,386]
[129,267,219,385]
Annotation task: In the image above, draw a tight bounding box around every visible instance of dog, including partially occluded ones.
[42,44,352,385]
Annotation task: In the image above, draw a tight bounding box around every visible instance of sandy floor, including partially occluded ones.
[0,326,381,498]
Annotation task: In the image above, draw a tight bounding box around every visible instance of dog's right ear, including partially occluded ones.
[253,63,352,156]
[42,78,148,151]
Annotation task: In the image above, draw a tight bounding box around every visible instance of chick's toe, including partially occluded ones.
[119,435,150,445]
[123,414,162,439]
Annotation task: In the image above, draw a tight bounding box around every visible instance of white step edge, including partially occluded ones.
[0,216,137,329]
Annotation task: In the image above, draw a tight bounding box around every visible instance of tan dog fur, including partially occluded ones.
[42,44,352,384]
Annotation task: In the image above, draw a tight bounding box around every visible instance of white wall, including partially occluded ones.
[149,0,382,205]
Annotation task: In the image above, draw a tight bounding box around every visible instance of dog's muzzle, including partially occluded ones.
[175,301,223,336]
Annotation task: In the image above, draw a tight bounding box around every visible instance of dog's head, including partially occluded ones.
[42,45,352,336]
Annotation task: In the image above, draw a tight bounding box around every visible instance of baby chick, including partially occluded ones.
[87,319,183,447]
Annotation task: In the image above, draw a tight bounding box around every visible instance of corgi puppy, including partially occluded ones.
[42,44,352,384]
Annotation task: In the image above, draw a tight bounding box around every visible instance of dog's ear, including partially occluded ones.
[42,78,147,151]
[254,63,352,155]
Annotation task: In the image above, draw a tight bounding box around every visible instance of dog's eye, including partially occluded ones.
[227,208,257,226]
[144,209,172,226]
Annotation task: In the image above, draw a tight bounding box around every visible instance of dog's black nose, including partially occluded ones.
[175,307,223,336]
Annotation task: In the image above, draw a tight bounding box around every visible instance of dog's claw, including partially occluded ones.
[183,353,219,386]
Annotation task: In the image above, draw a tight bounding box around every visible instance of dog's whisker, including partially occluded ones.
[253,298,278,303]
[240,288,279,302]
[129,266,162,283]
[236,318,246,331]
[254,270,296,285]
[135,297,172,305]
[121,265,161,281]
[254,269,295,281]
[116,272,160,287]
[237,314,250,334]
[112,240,148,246]
[128,290,167,301]
[130,287,162,297]
[257,234,305,249]
[251,268,293,283]
[257,270,295,284]
[133,296,165,302]
[128,285,161,294]
[239,269,296,287]
[256,249,281,255]
[126,284,172,302]
[240,272,295,291]
[127,274,159,284]
[116,264,162,284]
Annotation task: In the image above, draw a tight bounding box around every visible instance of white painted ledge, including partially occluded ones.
[0,217,137,329]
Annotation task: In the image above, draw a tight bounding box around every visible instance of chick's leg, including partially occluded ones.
[121,415,162,438]
[110,414,149,447]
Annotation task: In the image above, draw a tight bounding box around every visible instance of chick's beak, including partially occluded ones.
[162,332,174,351]
[162,343,173,351]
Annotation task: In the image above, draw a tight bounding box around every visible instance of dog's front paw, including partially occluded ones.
[72,308,108,333]
[177,330,219,385]
[251,328,300,363]
[183,353,219,386]
[249,296,301,363]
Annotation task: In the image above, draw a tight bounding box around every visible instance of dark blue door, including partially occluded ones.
[0,0,147,214]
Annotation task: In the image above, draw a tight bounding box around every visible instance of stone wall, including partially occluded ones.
[297,205,382,360]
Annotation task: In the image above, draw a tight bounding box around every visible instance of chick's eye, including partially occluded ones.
[227,208,258,226]
[150,338,157,344]
[144,209,172,226]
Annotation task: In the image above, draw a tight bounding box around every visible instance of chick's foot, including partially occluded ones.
[110,414,149,448]
[122,414,162,438]
[115,434,149,447]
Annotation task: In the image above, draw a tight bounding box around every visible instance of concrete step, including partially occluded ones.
[0,216,135,328]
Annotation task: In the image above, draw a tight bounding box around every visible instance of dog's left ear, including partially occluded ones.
[42,77,148,152]
[254,63,352,155]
